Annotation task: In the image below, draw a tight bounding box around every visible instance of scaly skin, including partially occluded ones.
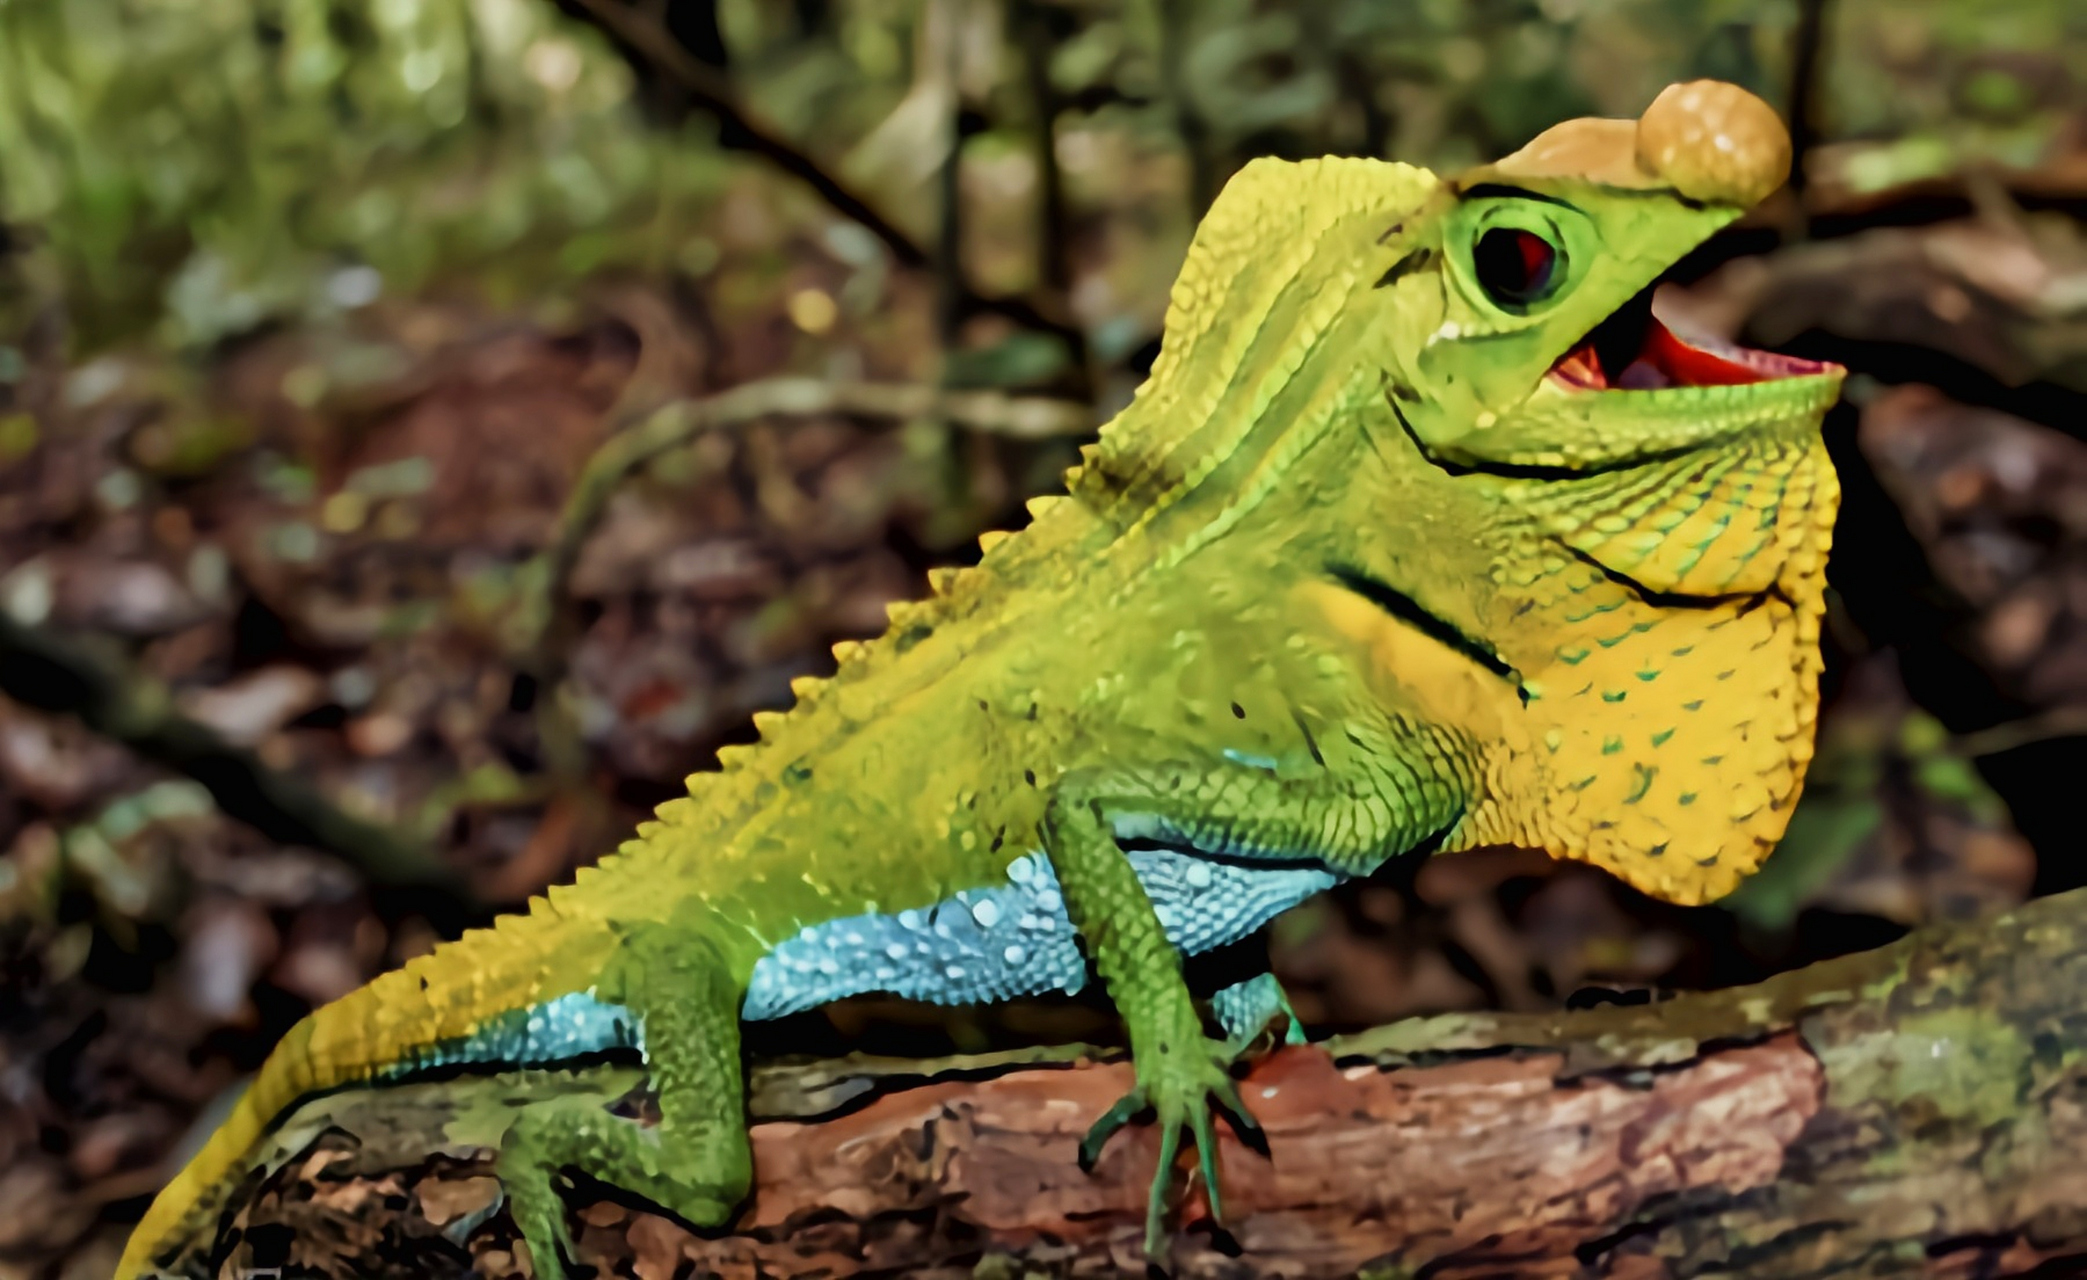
[121,80,1844,1277]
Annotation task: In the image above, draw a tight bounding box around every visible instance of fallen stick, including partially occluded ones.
[172,884,2087,1278]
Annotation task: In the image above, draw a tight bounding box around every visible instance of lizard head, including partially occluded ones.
[1383,80,1839,469]
[1097,80,1840,903]
[1356,82,1845,902]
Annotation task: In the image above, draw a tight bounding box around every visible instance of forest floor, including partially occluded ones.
[5,156,2087,1277]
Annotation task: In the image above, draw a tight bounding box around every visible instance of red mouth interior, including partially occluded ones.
[1546,305,1835,392]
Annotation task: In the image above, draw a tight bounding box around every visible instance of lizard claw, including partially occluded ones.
[504,1174,580,1280]
[1209,1075,1270,1159]
[1079,1088,1152,1173]
[1081,1034,1268,1258]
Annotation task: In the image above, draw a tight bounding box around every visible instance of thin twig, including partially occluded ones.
[1157,0,1218,218]
[1009,0,1092,396]
[1013,0,1072,298]
[519,378,1094,677]
[0,613,466,900]
[565,0,1081,345]
[1954,705,2087,760]
[1785,0,1831,224]
[569,0,927,269]
[933,0,968,350]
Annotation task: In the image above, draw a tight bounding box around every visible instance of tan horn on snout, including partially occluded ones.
[1477,80,1791,207]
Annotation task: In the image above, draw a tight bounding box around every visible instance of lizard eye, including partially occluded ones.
[1472,227,1562,308]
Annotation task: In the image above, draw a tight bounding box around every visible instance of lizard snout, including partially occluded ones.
[1476,78,1791,210]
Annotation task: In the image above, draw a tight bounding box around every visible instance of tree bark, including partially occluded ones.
[191,886,2087,1279]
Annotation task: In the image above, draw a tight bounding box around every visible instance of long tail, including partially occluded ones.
[117,908,614,1279]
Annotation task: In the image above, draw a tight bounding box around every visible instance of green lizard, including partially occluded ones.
[120,79,1842,1277]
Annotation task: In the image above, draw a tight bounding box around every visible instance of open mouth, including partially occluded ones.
[1545,284,1836,392]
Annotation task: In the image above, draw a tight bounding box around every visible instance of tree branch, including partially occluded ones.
[566,0,928,269]
[561,0,1081,344]
[172,885,2087,1277]
[514,378,1094,678]
[1785,0,1832,214]
[0,614,464,900]
[1158,0,1218,219]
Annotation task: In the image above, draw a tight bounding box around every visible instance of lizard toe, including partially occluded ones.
[499,1168,578,1280]
[1079,1087,1151,1173]
[1208,1075,1269,1159]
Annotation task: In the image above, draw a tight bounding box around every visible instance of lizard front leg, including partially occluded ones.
[497,929,750,1279]
[1043,746,1465,1256]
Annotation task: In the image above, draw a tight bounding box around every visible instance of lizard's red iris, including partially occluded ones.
[1473,227,1559,306]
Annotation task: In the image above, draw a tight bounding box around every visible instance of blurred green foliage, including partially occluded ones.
[0,0,731,349]
[1826,0,2087,188]
[1,0,2081,356]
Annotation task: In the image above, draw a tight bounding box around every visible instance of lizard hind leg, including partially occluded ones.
[1210,972,1308,1052]
[495,929,751,1279]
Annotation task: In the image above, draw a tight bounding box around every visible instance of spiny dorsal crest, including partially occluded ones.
[641,172,1446,797]
[714,743,761,769]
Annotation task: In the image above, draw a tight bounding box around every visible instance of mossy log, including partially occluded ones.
[179,885,2087,1279]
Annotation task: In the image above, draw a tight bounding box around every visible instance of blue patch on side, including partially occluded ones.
[1129,848,1338,956]
[743,852,1084,1019]
[741,847,1342,1021]
[1210,971,1308,1046]
[384,991,644,1078]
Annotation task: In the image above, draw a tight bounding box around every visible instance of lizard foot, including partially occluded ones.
[496,1096,744,1280]
[1078,1026,1269,1257]
[497,1158,581,1280]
